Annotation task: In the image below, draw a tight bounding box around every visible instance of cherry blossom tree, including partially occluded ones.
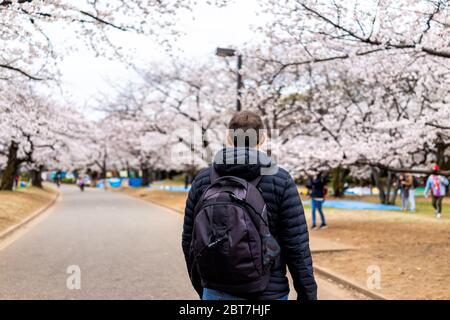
[0,0,197,81]
[0,84,90,189]
[240,0,450,200]
[100,59,235,175]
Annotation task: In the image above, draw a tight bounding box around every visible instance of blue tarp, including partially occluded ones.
[129,178,143,187]
[96,178,123,188]
[302,200,401,211]
[108,178,122,188]
[145,184,401,211]
[147,185,190,192]
[50,171,67,180]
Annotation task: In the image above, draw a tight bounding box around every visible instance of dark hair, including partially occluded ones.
[227,111,264,148]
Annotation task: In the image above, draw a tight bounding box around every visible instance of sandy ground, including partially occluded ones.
[0,186,57,234]
[116,187,450,299]
[114,187,188,212]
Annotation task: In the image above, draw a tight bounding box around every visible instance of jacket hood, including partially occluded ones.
[213,147,276,181]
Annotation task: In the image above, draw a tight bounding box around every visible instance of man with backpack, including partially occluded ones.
[182,111,317,301]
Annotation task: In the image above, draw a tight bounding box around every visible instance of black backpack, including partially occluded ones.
[189,167,280,294]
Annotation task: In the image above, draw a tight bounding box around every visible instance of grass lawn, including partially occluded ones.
[117,186,450,299]
[310,194,450,220]
[151,178,450,219]
[0,186,58,234]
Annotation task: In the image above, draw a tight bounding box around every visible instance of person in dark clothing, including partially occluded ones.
[184,174,190,190]
[55,171,61,188]
[306,173,329,230]
[182,111,317,301]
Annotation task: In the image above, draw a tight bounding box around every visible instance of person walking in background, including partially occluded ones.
[399,173,412,212]
[306,172,329,230]
[407,173,418,212]
[54,171,61,188]
[184,174,190,190]
[424,165,449,219]
[77,176,85,192]
[13,174,20,191]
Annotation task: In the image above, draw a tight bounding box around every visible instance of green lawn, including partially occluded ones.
[151,178,449,219]
[302,195,449,220]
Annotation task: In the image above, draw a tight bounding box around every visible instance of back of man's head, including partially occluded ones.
[227,111,264,148]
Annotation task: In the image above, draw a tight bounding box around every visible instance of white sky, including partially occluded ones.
[56,0,263,114]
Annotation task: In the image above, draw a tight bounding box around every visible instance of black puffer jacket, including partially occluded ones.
[182,148,317,300]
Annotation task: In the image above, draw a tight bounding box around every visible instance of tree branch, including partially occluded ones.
[79,10,128,31]
[0,64,43,80]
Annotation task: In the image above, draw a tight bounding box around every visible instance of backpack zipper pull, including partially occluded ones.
[229,193,244,203]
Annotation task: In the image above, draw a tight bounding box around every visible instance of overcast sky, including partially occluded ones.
[57,0,262,115]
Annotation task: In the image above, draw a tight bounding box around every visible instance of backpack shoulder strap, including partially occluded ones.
[249,175,262,188]
[210,166,220,183]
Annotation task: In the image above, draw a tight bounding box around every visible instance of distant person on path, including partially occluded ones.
[399,173,412,211]
[182,111,317,301]
[77,176,85,192]
[424,165,449,219]
[408,173,418,212]
[184,174,190,190]
[306,173,329,230]
[54,171,61,188]
[13,175,19,191]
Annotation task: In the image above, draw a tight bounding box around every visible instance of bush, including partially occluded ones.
[62,178,75,184]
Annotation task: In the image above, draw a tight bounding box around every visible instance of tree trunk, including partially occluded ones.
[385,171,393,204]
[90,171,98,187]
[332,166,345,197]
[141,166,150,186]
[101,158,107,179]
[391,186,399,205]
[435,138,449,170]
[126,161,131,178]
[385,171,399,205]
[31,165,44,188]
[0,142,20,191]
[371,167,386,204]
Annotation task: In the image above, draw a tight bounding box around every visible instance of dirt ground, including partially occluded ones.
[116,187,450,300]
[0,186,57,233]
[307,209,450,300]
[114,187,188,212]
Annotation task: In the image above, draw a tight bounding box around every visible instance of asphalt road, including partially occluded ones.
[0,185,364,300]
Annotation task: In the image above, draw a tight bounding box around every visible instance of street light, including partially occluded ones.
[216,47,242,111]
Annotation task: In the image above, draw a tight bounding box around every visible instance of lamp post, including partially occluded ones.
[216,47,242,111]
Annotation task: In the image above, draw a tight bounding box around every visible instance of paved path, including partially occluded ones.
[0,185,365,300]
